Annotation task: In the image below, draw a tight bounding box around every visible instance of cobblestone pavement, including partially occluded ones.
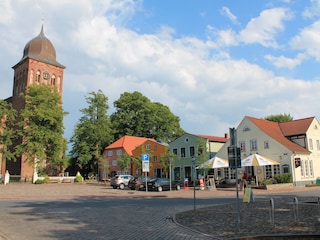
[0,183,319,240]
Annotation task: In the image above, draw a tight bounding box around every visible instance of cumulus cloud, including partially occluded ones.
[264,53,306,69]
[238,8,293,48]
[0,0,320,141]
[290,21,320,61]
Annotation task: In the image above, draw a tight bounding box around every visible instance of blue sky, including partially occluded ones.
[1,0,320,145]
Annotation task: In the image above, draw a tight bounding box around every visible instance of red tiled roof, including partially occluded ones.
[194,134,228,143]
[279,117,314,136]
[247,116,309,154]
[105,135,155,155]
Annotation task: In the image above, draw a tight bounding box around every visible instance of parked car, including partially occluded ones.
[128,176,151,190]
[146,178,181,192]
[110,175,134,189]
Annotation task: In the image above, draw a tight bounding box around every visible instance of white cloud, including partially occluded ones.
[221,7,239,25]
[239,8,293,47]
[302,0,320,18]
[264,53,306,69]
[290,21,320,61]
[1,1,320,142]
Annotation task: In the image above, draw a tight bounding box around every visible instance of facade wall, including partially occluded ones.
[131,140,169,178]
[216,117,320,186]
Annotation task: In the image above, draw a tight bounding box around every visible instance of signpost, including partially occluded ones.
[142,154,149,192]
[228,128,241,232]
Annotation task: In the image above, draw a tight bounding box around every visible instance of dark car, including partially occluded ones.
[128,176,151,190]
[146,178,181,192]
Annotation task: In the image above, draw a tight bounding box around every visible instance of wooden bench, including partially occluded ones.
[49,179,60,184]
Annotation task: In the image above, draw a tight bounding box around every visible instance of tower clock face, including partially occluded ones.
[43,71,50,80]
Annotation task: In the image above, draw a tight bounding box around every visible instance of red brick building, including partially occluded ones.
[3,25,65,181]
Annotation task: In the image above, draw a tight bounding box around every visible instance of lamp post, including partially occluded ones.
[169,158,172,192]
[192,156,196,211]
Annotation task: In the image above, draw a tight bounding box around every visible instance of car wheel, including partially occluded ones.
[157,186,163,192]
[119,183,125,190]
[112,186,117,189]
[176,185,181,190]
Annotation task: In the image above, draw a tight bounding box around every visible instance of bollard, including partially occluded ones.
[269,198,275,227]
[293,197,299,222]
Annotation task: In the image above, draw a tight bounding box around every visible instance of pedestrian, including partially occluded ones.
[242,172,247,192]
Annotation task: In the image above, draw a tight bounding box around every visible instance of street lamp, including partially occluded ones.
[192,156,196,211]
[169,158,172,191]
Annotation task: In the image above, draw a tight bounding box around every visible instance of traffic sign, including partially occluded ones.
[142,154,149,161]
[142,161,149,172]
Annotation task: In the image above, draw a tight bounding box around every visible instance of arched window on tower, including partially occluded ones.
[30,70,34,84]
[51,75,56,86]
[36,70,41,83]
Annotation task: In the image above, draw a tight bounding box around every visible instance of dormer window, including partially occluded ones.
[243,126,250,131]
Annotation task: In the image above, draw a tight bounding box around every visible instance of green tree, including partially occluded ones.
[160,151,177,178]
[15,85,68,175]
[111,91,184,142]
[264,113,293,122]
[70,90,113,178]
[0,100,17,167]
[117,152,132,173]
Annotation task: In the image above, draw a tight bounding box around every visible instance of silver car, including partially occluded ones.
[110,175,134,189]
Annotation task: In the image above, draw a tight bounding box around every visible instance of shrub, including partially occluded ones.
[273,173,292,183]
[74,175,83,183]
[34,175,50,184]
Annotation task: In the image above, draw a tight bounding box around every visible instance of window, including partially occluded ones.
[305,160,309,177]
[146,144,151,150]
[300,160,304,178]
[264,141,269,149]
[36,71,40,83]
[173,148,177,155]
[116,149,122,155]
[265,165,272,179]
[309,160,314,177]
[282,164,289,173]
[112,160,117,166]
[189,146,195,157]
[51,75,56,85]
[273,165,280,175]
[239,141,246,151]
[108,150,113,156]
[309,139,313,150]
[223,168,229,179]
[153,156,157,162]
[317,140,320,150]
[181,148,186,158]
[250,140,257,151]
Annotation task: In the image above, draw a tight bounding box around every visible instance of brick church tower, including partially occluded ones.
[6,25,65,181]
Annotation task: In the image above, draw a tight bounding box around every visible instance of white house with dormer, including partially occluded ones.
[216,116,320,186]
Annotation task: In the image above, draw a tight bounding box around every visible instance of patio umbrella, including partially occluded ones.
[198,156,229,169]
[241,153,280,186]
[241,153,280,167]
[197,157,229,191]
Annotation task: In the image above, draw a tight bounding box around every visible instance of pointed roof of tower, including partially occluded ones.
[14,25,65,68]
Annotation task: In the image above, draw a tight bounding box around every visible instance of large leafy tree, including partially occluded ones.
[264,113,293,122]
[15,84,68,175]
[0,100,17,168]
[111,91,184,142]
[70,90,113,177]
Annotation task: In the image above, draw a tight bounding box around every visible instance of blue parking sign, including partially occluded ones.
[142,154,149,161]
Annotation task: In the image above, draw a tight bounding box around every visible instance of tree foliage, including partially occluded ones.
[70,90,113,175]
[15,84,68,174]
[111,91,184,142]
[0,100,17,163]
[264,113,293,122]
